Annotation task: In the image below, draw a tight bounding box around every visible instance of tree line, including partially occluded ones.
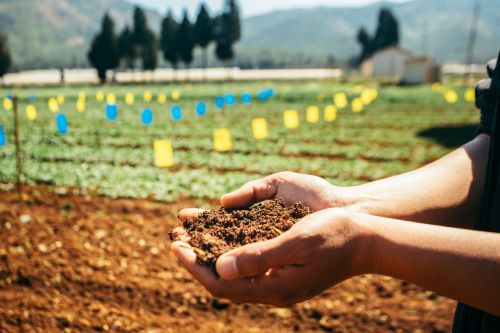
[88,0,241,83]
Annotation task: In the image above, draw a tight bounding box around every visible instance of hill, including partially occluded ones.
[0,0,499,70]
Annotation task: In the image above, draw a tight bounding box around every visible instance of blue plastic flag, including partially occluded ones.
[29,95,36,103]
[215,96,224,109]
[56,114,68,134]
[142,108,153,125]
[242,93,252,105]
[196,101,207,116]
[106,104,118,121]
[0,125,6,147]
[258,90,269,102]
[7,94,13,101]
[171,106,182,121]
[267,88,274,98]
[225,94,235,106]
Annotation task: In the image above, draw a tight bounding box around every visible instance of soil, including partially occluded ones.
[0,184,456,333]
[170,199,311,265]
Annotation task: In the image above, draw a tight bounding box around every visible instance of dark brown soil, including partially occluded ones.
[170,199,311,265]
[0,184,456,333]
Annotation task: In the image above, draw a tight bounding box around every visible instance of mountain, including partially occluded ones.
[0,0,499,70]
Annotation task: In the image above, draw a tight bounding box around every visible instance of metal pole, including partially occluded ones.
[12,96,23,200]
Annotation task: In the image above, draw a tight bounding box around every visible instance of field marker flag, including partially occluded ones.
[48,98,59,113]
[154,140,174,168]
[258,90,269,102]
[78,92,86,100]
[106,104,118,121]
[26,104,37,121]
[465,88,475,102]
[142,108,154,125]
[29,95,36,103]
[444,89,458,104]
[324,105,337,122]
[196,101,207,116]
[242,93,252,104]
[215,96,224,109]
[158,93,167,104]
[361,89,375,105]
[306,106,320,123]
[143,91,153,102]
[432,82,443,92]
[125,92,135,105]
[214,128,232,152]
[284,110,299,129]
[3,97,13,110]
[171,106,182,121]
[96,91,104,102]
[334,93,348,109]
[352,85,365,94]
[57,94,65,105]
[252,118,268,140]
[106,93,117,104]
[225,94,235,106]
[0,125,5,147]
[352,98,364,113]
[76,98,86,113]
[56,113,68,134]
[171,90,181,101]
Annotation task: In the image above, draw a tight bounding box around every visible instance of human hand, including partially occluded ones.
[170,208,371,306]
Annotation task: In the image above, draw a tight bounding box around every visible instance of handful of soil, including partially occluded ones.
[170,199,311,266]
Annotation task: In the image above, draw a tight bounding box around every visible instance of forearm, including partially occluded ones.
[355,212,500,316]
[342,135,490,228]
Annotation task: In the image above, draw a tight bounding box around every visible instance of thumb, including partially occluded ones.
[216,233,296,280]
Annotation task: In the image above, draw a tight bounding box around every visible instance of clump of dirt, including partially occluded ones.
[170,199,311,265]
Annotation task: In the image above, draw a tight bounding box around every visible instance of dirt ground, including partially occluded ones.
[0,184,455,333]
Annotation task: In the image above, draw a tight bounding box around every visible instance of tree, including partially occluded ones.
[213,0,241,66]
[160,11,180,71]
[132,6,158,71]
[88,13,119,83]
[357,27,373,63]
[142,30,158,71]
[0,30,11,78]
[118,25,135,70]
[194,4,213,70]
[176,11,195,70]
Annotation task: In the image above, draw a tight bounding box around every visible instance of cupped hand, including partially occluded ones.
[170,208,371,306]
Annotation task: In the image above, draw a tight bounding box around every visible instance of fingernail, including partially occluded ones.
[217,256,238,279]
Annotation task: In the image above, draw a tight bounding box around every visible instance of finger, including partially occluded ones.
[216,232,300,280]
[220,176,279,208]
[178,208,206,221]
[170,241,218,287]
[170,227,190,242]
[487,57,497,79]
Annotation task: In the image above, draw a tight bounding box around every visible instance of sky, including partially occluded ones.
[127,0,412,18]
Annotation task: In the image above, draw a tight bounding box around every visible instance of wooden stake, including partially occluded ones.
[12,96,23,200]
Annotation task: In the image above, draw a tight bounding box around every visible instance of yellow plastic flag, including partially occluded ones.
[171,90,181,101]
[154,140,174,168]
[306,106,320,123]
[158,93,167,104]
[465,88,475,102]
[284,110,300,129]
[214,128,232,152]
[324,105,337,122]
[57,94,65,105]
[432,82,443,92]
[444,90,458,104]
[96,91,104,102]
[26,104,37,121]
[48,98,59,112]
[334,93,348,109]
[78,92,86,100]
[3,98,13,111]
[352,85,364,94]
[125,92,135,105]
[352,97,364,113]
[76,99,86,112]
[252,118,268,140]
[106,93,116,104]
[143,91,153,102]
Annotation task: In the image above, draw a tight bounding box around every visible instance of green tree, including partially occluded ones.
[357,28,373,62]
[175,11,195,70]
[160,11,179,70]
[0,30,11,78]
[118,25,135,70]
[142,30,158,71]
[88,13,119,83]
[214,0,241,66]
[132,6,158,71]
[194,4,213,70]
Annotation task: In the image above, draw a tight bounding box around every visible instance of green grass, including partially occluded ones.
[0,81,479,202]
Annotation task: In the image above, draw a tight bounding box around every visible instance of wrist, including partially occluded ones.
[346,210,379,276]
[331,185,372,214]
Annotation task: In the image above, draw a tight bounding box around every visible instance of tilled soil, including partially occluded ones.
[0,184,455,333]
[171,199,311,265]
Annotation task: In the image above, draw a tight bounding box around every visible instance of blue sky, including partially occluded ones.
[127,0,411,18]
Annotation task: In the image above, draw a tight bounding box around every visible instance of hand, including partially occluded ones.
[476,52,499,112]
[170,208,371,306]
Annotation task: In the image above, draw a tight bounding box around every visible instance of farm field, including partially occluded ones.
[0,81,479,332]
